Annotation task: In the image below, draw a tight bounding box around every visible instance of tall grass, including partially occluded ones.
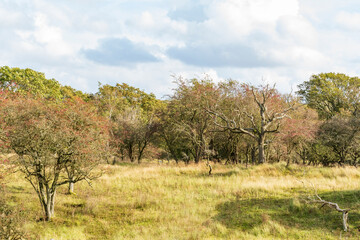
[4,162,360,239]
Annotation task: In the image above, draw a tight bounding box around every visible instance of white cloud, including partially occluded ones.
[205,0,299,39]
[125,9,187,49]
[335,11,360,30]
[276,15,318,47]
[2,0,360,98]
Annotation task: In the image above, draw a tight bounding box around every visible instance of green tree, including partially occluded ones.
[297,73,360,119]
[97,83,161,163]
[60,85,91,102]
[0,66,63,99]
[158,100,192,163]
[316,116,360,166]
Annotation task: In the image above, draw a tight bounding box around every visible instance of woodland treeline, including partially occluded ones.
[0,66,359,226]
[1,66,359,168]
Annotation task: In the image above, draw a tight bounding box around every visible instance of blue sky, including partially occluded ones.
[1,0,360,97]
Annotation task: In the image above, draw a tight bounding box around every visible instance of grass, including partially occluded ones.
[3,162,360,239]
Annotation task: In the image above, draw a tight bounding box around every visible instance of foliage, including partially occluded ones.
[314,116,360,166]
[0,66,63,99]
[60,85,91,102]
[162,76,218,163]
[0,96,109,220]
[111,107,159,163]
[0,66,90,102]
[96,83,161,163]
[96,83,159,120]
[273,106,319,165]
[209,82,297,164]
[297,72,360,119]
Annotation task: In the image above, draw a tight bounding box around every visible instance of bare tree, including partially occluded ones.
[208,84,296,164]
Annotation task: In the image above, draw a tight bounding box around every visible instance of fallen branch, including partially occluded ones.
[299,180,350,232]
[307,194,350,231]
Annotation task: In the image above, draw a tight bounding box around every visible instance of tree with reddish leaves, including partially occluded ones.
[274,106,319,165]
[167,76,219,164]
[0,96,109,221]
[208,83,297,164]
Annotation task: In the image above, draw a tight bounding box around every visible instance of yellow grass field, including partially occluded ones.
[4,162,360,239]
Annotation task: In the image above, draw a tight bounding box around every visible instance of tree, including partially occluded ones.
[0,66,63,99]
[158,101,185,163]
[0,96,109,221]
[208,83,296,164]
[60,99,110,193]
[168,77,217,163]
[112,107,158,163]
[297,73,360,119]
[315,116,360,166]
[97,83,161,164]
[60,85,91,102]
[0,66,90,103]
[274,106,319,165]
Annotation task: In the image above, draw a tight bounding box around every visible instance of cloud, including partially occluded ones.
[82,38,159,66]
[335,11,360,31]
[124,10,187,49]
[167,43,277,68]
[204,0,299,39]
[3,0,360,99]
[168,4,207,22]
[165,0,308,69]
[276,15,318,47]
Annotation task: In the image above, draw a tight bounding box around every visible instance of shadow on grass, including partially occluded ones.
[211,170,241,177]
[196,170,241,178]
[214,190,360,234]
[7,185,26,193]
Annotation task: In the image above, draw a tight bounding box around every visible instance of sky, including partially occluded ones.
[1,0,360,98]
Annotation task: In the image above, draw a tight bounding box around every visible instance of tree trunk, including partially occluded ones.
[112,156,117,165]
[245,145,249,168]
[128,145,134,162]
[50,190,56,217]
[194,146,201,164]
[120,147,125,161]
[68,181,75,194]
[137,141,148,164]
[251,147,256,164]
[234,148,239,164]
[258,136,265,164]
[43,190,56,221]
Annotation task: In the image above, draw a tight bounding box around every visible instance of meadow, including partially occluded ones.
[4,162,360,240]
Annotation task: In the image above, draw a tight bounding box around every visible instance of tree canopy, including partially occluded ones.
[297,72,360,119]
[0,95,109,220]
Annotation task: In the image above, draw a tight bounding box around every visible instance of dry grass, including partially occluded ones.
[4,162,360,239]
